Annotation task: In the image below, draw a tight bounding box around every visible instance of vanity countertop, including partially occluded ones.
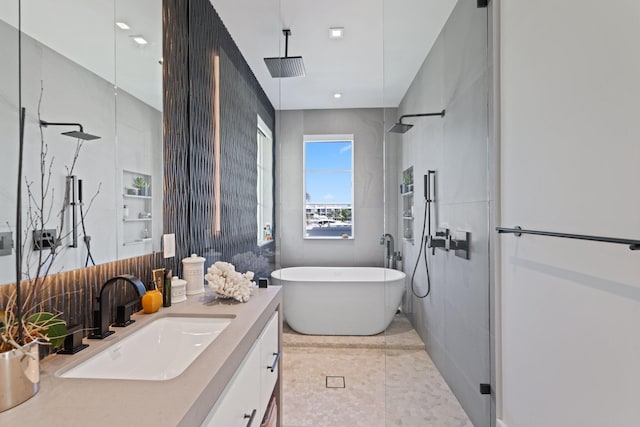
[0,286,282,427]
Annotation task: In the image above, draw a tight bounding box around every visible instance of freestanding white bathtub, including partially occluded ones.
[270,267,406,336]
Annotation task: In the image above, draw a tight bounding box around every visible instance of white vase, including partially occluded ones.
[0,340,39,412]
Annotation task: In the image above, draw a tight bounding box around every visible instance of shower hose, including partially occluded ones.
[410,199,431,298]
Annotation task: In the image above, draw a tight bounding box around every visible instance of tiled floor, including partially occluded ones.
[282,315,473,427]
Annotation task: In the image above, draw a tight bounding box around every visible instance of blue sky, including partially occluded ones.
[305,141,352,204]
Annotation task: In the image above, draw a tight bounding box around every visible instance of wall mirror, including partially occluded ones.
[0,0,163,286]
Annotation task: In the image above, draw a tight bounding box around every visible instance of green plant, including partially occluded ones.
[133,176,148,189]
[403,168,413,185]
[0,304,66,353]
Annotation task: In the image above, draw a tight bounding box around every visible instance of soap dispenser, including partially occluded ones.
[163,269,172,307]
[142,269,163,313]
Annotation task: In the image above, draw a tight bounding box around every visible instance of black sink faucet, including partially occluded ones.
[89,274,147,339]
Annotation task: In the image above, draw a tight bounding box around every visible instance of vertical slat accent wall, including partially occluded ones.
[166,0,276,270]
[163,0,191,275]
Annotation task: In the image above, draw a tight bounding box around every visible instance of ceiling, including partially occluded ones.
[0,0,455,112]
[0,0,163,111]
[211,0,457,110]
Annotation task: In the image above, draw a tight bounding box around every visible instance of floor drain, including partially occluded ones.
[326,376,345,388]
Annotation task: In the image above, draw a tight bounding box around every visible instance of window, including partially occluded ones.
[303,135,354,239]
[257,116,273,245]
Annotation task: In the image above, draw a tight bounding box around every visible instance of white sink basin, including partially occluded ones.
[60,316,232,381]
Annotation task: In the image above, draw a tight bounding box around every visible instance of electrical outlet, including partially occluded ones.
[33,229,57,250]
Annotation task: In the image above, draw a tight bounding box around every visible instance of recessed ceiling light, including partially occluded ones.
[115,22,130,30]
[333,93,342,99]
[131,36,148,45]
[329,27,344,39]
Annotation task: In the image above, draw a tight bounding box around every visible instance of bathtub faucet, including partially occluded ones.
[380,234,396,269]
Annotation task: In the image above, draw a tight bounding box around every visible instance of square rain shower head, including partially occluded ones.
[264,56,306,78]
[61,130,101,141]
[387,123,414,134]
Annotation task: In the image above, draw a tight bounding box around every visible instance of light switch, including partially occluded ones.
[0,231,12,256]
[162,233,175,258]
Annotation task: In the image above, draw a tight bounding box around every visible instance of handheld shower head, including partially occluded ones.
[387,110,446,134]
[40,120,101,141]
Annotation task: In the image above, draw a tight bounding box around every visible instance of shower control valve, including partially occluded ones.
[447,230,471,260]
[427,228,449,253]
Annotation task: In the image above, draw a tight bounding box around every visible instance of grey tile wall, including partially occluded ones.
[398,1,492,426]
[277,108,386,268]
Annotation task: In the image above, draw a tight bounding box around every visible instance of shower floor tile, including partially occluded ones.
[282,347,386,427]
[282,315,473,427]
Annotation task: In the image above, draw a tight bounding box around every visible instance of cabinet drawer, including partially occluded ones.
[202,340,261,427]
[202,310,280,427]
[259,312,279,417]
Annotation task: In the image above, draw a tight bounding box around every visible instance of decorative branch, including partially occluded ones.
[21,82,86,312]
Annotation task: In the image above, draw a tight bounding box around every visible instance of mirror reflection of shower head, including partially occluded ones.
[40,120,101,141]
[264,29,306,78]
[387,109,446,134]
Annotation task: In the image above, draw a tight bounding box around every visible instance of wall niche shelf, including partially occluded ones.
[123,194,152,200]
[122,170,153,245]
[401,166,414,243]
[123,238,153,247]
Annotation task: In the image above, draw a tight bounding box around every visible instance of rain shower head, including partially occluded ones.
[264,29,306,78]
[40,120,101,141]
[388,122,414,134]
[387,110,446,134]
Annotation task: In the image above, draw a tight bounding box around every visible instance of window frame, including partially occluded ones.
[257,115,273,246]
[302,134,355,240]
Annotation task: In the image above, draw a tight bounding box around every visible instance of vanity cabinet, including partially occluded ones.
[202,312,280,427]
